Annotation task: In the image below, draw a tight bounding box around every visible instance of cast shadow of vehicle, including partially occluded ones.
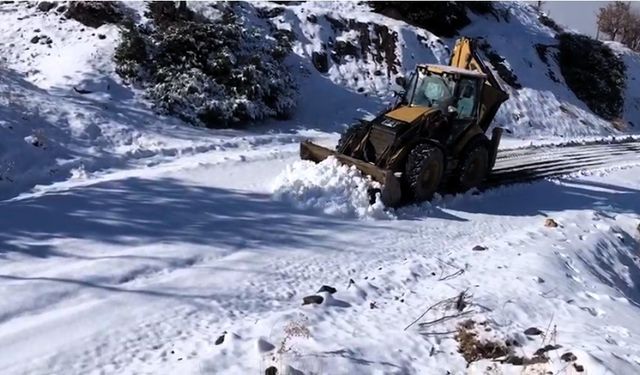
[0,176,394,259]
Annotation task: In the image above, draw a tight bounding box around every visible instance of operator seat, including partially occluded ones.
[456,83,475,118]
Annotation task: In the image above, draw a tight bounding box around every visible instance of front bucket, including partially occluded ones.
[300,140,403,207]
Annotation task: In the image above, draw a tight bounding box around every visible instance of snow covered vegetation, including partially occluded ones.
[557,33,626,120]
[114,2,297,127]
[1,1,640,374]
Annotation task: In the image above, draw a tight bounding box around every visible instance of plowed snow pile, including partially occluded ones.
[272,157,394,219]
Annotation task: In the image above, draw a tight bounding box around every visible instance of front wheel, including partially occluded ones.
[455,142,490,191]
[405,144,445,203]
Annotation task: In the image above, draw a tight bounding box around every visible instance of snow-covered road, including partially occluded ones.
[2,144,640,374]
[2,1,640,373]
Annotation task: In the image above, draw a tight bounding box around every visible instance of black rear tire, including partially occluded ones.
[455,141,490,191]
[405,144,445,203]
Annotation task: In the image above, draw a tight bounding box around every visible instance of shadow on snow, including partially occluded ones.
[0,176,386,259]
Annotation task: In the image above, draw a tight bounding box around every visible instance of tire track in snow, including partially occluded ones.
[486,140,640,188]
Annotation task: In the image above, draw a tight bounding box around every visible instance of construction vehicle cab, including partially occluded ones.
[398,64,489,146]
[300,37,509,207]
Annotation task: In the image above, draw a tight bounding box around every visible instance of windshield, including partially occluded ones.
[408,72,455,111]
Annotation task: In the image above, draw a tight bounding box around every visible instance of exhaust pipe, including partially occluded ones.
[489,127,503,169]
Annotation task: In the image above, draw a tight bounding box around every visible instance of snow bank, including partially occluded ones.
[272,157,394,220]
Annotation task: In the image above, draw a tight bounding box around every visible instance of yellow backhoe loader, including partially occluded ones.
[300,37,509,207]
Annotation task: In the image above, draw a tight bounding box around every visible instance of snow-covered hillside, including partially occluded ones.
[1,1,639,198]
[1,1,640,375]
[263,1,640,136]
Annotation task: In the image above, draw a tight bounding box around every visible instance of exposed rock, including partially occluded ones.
[324,15,346,32]
[479,40,522,89]
[317,285,337,294]
[214,331,226,345]
[258,7,284,19]
[331,40,359,64]
[66,1,124,28]
[524,327,543,336]
[302,295,324,305]
[504,337,522,348]
[573,363,584,372]
[534,344,562,356]
[544,218,558,228]
[37,1,57,12]
[560,352,577,362]
[265,366,278,375]
[503,354,549,366]
[311,51,328,73]
[31,35,52,45]
[97,34,106,40]
[472,245,488,251]
[55,4,66,13]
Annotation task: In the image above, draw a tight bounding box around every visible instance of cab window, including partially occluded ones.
[455,78,479,119]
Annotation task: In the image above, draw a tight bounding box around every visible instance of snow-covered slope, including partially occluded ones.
[1,2,640,375]
[1,1,640,199]
[0,2,307,201]
[609,41,640,129]
[261,1,640,138]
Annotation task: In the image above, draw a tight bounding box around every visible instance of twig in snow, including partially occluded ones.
[541,313,555,346]
[469,302,493,312]
[455,289,469,311]
[404,298,451,331]
[404,290,470,331]
[420,330,457,336]
[418,310,473,327]
[438,268,465,281]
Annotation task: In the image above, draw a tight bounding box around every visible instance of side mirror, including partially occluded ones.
[447,105,458,114]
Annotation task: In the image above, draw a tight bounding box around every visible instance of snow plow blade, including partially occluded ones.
[300,140,403,208]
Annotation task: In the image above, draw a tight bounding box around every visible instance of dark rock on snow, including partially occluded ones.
[37,1,57,12]
[302,295,324,305]
[524,327,543,336]
[317,285,337,294]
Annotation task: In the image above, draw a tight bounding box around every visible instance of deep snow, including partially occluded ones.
[1,1,640,375]
[272,157,392,220]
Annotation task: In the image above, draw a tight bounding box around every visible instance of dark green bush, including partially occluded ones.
[113,3,296,127]
[558,33,626,119]
[66,1,125,28]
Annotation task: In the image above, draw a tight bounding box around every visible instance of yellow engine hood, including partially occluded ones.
[384,106,435,123]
